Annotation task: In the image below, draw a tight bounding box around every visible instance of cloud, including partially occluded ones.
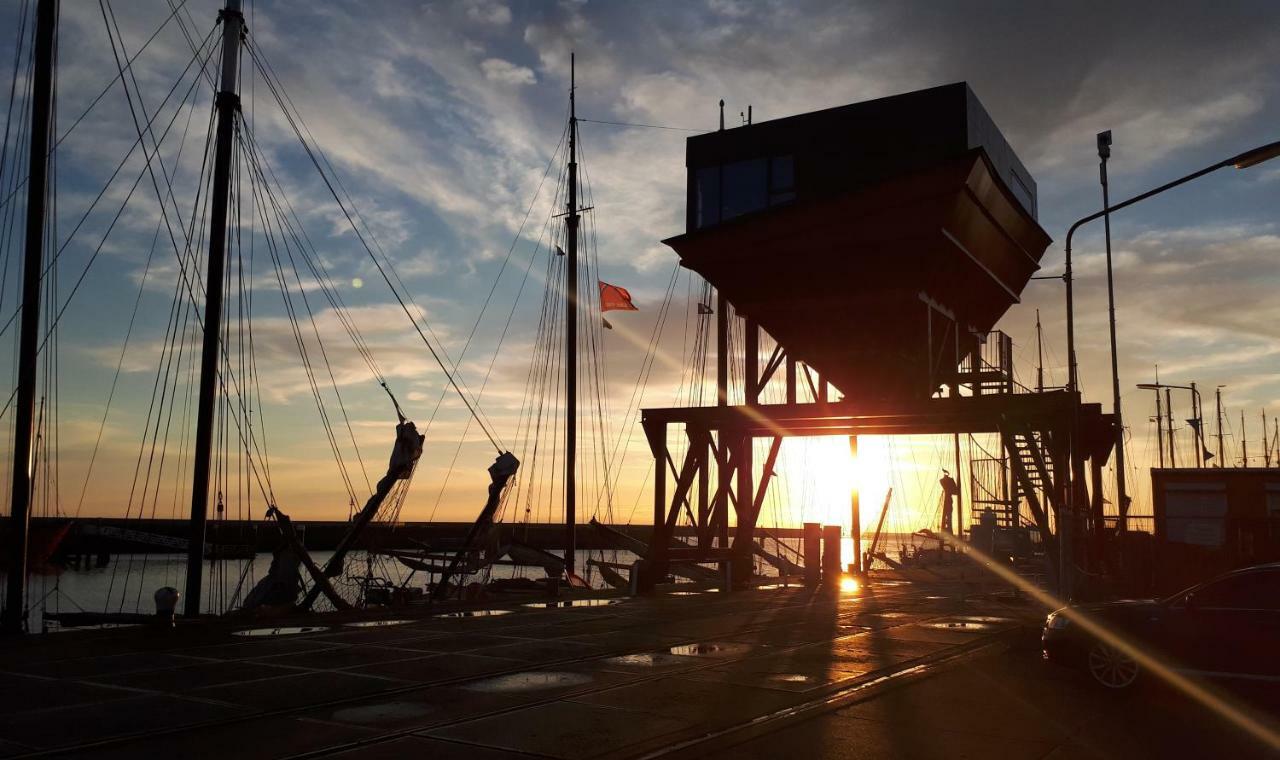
[465,0,513,26]
[480,57,537,86]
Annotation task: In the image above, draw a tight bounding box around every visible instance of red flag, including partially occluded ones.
[598,281,638,312]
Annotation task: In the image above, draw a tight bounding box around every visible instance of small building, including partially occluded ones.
[1151,467,1280,592]
[665,82,1051,402]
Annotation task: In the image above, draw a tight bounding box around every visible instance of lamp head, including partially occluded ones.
[1232,140,1280,169]
[1097,130,1112,160]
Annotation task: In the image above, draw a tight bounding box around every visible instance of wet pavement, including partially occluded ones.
[0,581,1061,758]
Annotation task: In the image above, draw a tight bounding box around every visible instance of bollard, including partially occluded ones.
[629,559,645,596]
[154,586,180,628]
[822,525,842,586]
[803,522,821,586]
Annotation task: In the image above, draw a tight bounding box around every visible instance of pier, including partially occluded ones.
[0,579,1266,758]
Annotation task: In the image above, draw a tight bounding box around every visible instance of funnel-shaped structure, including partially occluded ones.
[664,83,1051,402]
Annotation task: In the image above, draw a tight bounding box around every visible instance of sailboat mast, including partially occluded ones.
[564,54,579,576]
[1215,387,1225,467]
[1,0,57,636]
[1165,387,1175,467]
[1154,389,1165,469]
[1263,409,1270,468]
[185,0,244,616]
[1240,411,1247,467]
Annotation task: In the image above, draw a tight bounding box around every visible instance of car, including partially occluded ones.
[1042,563,1280,689]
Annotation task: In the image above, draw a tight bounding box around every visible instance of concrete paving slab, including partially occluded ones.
[262,644,435,671]
[84,658,307,692]
[80,716,379,760]
[3,650,208,679]
[477,638,607,663]
[349,652,526,683]
[0,671,137,713]
[0,693,250,749]
[184,636,346,660]
[567,673,799,724]
[398,633,530,653]
[192,669,409,710]
[424,700,696,759]
[295,686,525,732]
[322,735,545,759]
[700,712,1059,760]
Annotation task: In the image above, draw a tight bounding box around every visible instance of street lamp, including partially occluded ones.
[1063,138,1280,529]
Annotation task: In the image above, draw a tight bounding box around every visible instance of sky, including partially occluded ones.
[0,0,1277,535]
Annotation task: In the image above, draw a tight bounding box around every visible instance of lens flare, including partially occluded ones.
[941,533,1280,752]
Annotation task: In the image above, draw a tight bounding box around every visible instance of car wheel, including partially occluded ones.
[1087,642,1140,689]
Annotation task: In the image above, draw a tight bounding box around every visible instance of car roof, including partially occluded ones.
[1228,562,1280,573]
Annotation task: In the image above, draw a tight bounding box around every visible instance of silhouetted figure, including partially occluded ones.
[939,470,960,533]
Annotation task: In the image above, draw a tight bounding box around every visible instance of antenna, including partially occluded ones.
[718,99,724,131]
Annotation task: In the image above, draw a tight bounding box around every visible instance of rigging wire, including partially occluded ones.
[241,40,503,454]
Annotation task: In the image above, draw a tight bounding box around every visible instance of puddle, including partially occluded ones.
[232,626,330,637]
[952,615,1015,624]
[603,652,693,668]
[769,673,819,684]
[462,671,593,693]
[667,591,703,596]
[330,701,433,724]
[343,619,415,628]
[435,609,514,619]
[521,598,621,609]
[668,641,753,658]
[755,583,795,590]
[921,619,999,631]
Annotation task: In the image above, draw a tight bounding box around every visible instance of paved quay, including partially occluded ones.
[0,580,1043,759]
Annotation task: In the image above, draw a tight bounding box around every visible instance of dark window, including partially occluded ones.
[694,155,796,230]
[770,155,795,204]
[1192,570,1280,611]
[696,166,721,229]
[721,158,768,221]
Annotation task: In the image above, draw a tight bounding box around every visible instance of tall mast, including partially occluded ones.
[1154,389,1165,469]
[1263,409,1271,468]
[1,0,57,635]
[1034,309,1044,393]
[1165,387,1175,467]
[564,53,579,576]
[185,0,244,616]
[1215,387,1225,467]
[1190,382,1201,468]
[1240,411,1247,467]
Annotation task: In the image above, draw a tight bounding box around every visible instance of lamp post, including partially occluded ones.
[1063,138,1280,529]
[1096,130,1129,530]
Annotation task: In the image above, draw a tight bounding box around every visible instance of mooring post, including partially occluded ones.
[848,436,862,575]
[821,524,842,586]
[803,522,821,586]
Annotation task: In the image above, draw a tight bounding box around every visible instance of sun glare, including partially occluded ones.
[779,436,893,535]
